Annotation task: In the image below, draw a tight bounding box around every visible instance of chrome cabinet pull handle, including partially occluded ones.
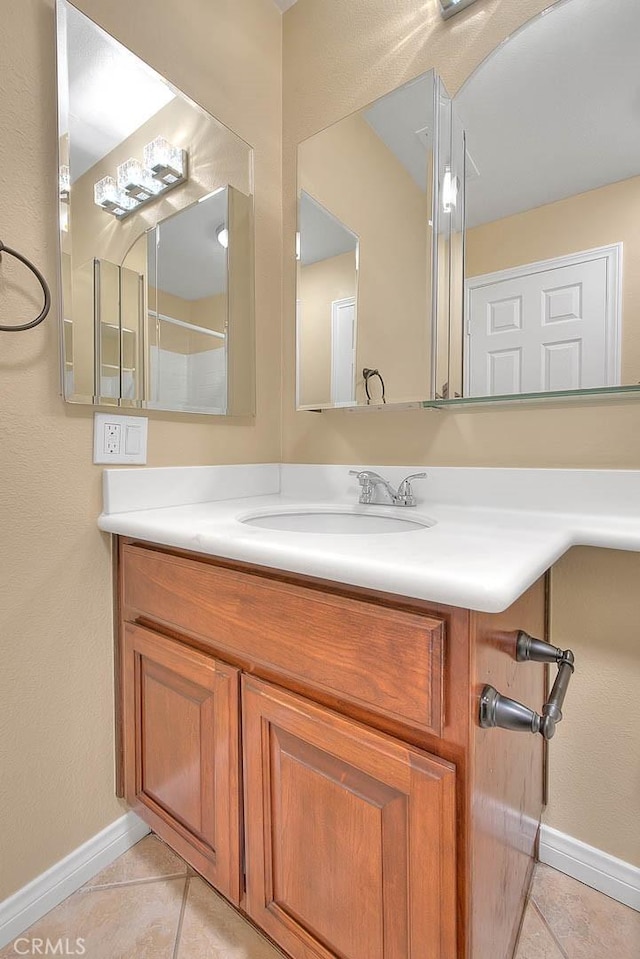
[479,631,575,741]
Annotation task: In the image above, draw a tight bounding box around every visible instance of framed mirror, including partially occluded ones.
[437,0,639,406]
[56,0,255,415]
[296,69,454,410]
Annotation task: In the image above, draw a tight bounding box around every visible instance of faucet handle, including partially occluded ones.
[396,472,427,507]
[348,469,375,503]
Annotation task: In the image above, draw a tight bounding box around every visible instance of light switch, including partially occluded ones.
[94,413,148,464]
[124,425,142,456]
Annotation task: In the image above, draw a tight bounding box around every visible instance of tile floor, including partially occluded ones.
[1,835,638,958]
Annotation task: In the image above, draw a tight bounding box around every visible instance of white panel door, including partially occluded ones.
[331,297,356,406]
[466,248,620,396]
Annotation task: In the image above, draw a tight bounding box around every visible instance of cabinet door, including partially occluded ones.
[242,676,457,959]
[123,623,241,903]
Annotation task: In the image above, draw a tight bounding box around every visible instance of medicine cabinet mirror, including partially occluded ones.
[56,0,255,415]
[437,0,639,406]
[296,69,457,410]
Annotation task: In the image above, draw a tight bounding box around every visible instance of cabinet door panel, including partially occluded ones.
[243,676,457,959]
[123,623,241,902]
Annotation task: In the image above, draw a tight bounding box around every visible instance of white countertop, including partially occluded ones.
[98,464,640,613]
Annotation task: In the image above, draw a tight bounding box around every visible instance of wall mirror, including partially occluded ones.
[56,0,255,415]
[296,70,455,410]
[437,0,639,406]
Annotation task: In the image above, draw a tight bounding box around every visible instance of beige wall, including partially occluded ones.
[299,112,430,404]
[298,252,357,406]
[548,548,640,865]
[0,0,281,901]
[283,0,640,867]
[465,174,640,386]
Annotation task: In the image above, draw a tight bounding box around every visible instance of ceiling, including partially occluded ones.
[299,192,357,265]
[272,0,299,10]
[363,72,434,192]
[149,188,228,300]
[457,0,640,228]
[61,2,176,181]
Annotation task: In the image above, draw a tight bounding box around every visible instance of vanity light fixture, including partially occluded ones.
[94,137,188,219]
[216,225,229,249]
[439,0,480,19]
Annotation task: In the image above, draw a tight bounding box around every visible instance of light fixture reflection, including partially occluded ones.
[216,225,229,249]
[439,0,480,19]
[442,167,459,212]
[59,165,70,202]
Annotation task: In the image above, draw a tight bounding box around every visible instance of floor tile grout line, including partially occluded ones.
[172,876,191,959]
[530,898,570,959]
[81,871,189,892]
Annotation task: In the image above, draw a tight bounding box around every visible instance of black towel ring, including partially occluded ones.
[363,367,386,404]
[0,240,51,332]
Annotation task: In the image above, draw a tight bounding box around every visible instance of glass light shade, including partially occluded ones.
[117,158,163,199]
[216,225,229,249]
[144,136,186,183]
[94,176,138,217]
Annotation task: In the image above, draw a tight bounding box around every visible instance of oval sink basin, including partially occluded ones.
[239,507,434,535]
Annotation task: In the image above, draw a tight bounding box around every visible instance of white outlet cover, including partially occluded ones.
[93,413,148,465]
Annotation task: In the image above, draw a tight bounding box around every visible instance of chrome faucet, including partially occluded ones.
[348,470,427,507]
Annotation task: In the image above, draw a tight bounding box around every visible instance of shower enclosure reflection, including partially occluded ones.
[121,190,230,413]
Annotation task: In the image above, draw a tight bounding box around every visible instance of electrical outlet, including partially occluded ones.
[94,413,148,464]
[104,423,121,455]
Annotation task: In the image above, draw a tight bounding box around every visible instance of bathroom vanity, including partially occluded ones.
[117,537,544,959]
[101,462,640,959]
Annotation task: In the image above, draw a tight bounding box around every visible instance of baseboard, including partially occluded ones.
[539,825,640,912]
[0,812,150,949]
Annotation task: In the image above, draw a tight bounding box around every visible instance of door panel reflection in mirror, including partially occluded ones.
[296,70,448,409]
[56,0,254,415]
[442,0,636,403]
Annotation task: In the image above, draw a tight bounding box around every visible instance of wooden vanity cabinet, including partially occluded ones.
[242,675,457,959]
[116,538,546,959]
[121,621,242,902]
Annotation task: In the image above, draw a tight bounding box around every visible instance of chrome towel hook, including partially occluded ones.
[0,240,51,332]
